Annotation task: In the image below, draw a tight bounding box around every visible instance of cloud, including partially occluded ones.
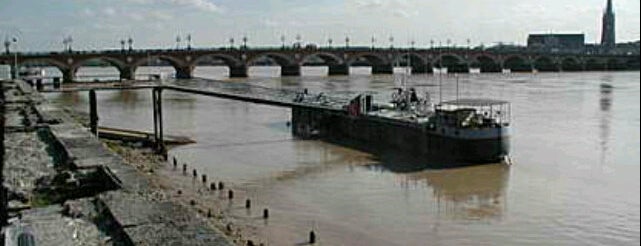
[166,0,222,13]
[117,0,222,13]
[103,7,116,16]
[148,10,174,21]
[348,0,417,18]
[81,8,94,17]
[261,19,280,28]
[352,0,385,9]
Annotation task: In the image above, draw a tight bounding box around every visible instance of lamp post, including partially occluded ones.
[186,34,191,50]
[175,35,181,49]
[4,38,10,55]
[295,34,301,49]
[371,36,376,50]
[120,39,125,51]
[345,36,350,49]
[328,38,333,49]
[280,35,286,49]
[67,36,73,52]
[128,37,133,51]
[229,37,234,49]
[411,40,415,50]
[242,35,248,50]
[62,37,68,52]
[389,36,394,49]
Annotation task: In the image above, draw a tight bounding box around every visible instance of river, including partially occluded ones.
[43,66,640,245]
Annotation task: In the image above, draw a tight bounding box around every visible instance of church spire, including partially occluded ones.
[606,0,613,13]
[601,0,615,49]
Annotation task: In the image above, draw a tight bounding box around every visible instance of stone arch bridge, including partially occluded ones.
[0,47,638,82]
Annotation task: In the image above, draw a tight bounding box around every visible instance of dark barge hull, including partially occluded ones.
[291,106,509,168]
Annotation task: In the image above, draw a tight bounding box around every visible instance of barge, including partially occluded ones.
[291,90,510,167]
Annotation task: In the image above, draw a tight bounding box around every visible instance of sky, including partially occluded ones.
[0,0,639,52]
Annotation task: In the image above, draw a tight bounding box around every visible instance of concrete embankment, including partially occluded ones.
[1,79,233,245]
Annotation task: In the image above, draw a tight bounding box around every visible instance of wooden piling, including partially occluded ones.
[309,230,316,244]
[152,87,164,153]
[89,90,98,136]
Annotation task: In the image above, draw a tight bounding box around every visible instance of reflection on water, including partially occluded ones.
[599,75,613,166]
[406,164,509,220]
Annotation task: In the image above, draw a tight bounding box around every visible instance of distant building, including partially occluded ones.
[601,0,616,48]
[527,34,585,52]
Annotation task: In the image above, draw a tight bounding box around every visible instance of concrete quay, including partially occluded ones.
[1,79,233,245]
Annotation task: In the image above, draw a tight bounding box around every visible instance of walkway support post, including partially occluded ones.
[89,89,98,136]
[152,87,164,153]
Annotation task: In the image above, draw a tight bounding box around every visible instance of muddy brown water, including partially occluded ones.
[44,67,640,245]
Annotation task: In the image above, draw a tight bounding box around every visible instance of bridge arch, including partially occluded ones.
[627,57,640,70]
[390,53,430,73]
[131,55,189,79]
[191,53,243,67]
[503,55,531,72]
[18,58,68,71]
[17,58,70,82]
[346,53,389,66]
[432,53,468,73]
[560,56,582,71]
[72,57,127,81]
[606,58,626,71]
[247,52,297,66]
[471,55,500,73]
[392,53,427,66]
[533,56,559,72]
[300,52,344,65]
[190,53,245,78]
[585,58,606,70]
[246,52,301,76]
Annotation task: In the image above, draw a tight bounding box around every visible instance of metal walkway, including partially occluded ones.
[42,79,353,112]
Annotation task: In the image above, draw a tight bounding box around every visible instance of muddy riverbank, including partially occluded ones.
[1,80,235,245]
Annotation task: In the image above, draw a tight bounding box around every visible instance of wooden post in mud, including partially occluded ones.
[89,90,98,136]
[309,230,316,244]
[152,87,164,153]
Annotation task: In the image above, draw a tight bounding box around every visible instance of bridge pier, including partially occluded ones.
[175,66,193,79]
[229,65,248,78]
[411,65,433,74]
[62,69,75,83]
[479,64,502,73]
[281,65,301,76]
[372,64,394,74]
[9,66,17,80]
[447,65,470,74]
[119,67,135,81]
[328,64,349,75]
